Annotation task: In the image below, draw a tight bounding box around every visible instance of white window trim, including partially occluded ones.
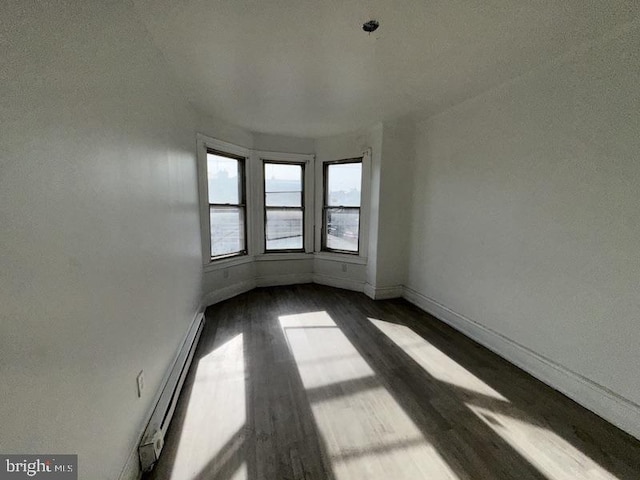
[197,134,371,271]
[314,149,371,262]
[255,150,315,255]
[196,133,253,269]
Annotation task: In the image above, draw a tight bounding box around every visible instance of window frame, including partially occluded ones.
[198,134,373,270]
[196,134,253,269]
[256,151,314,256]
[207,148,248,260]
[262,159,306,254]
[321,157,363,255]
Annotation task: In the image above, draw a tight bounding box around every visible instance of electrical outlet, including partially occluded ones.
[341,263,347,273]
[137,370,145,398]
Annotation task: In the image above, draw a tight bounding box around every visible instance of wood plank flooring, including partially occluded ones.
[145,284,640,480]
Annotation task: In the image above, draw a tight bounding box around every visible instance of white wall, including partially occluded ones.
[197,112,254,150]
[406,20,640,438]
[312,119,414,299]
[0,2,202,479]
[315,126,381,292]
[253,132,315,154]
[373,119,415,293]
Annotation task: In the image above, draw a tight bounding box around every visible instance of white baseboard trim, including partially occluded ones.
[202,280,256,307]
[363,283,376,299]
[312,273,364,293]
[118,304,206,480]
[402,286,640,441]
[364,283,404,300]
[201,274,363,305]
[256,273,313,287]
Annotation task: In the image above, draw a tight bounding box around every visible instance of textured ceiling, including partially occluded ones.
[132,0,637,137]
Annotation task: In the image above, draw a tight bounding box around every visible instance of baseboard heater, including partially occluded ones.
[138,312,205,473]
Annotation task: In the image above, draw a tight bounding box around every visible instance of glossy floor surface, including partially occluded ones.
[146,284,640,480]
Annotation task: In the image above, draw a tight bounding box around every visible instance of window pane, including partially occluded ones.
[208,153,241,204]
[265,163,302,207]
[210,206,245,257]
[327,162,362,207]
[266,209,303,250]
[265,191,302,206]
[326,208,359,252]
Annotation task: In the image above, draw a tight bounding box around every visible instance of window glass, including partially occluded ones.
[266,209,303,250]
[325,208,359,252]
[207,151,246,259]
[323,161,362,254]
[210,207,245,257]
[327,163,362,207]
[208,154,240,204]
[265,163,302,207]
[264,162,304,252]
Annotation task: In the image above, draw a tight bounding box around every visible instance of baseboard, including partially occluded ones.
[402,286,640,441]
[364,283,403,300]
[118,305,206,480]
[202,279,256,307]
[202,274,362,304]
[312,273,364,293]
[256,273,313,287]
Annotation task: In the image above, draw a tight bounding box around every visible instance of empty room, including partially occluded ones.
[2,1,640,479]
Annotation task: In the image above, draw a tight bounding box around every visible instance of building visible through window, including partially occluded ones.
[207,150,246,258]
[323,159,362,253]
[264,162,304,252]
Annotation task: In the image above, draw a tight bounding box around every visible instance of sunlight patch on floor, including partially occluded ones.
[280,311,459,480]
[279,311,375,390]
[369,318,508,401]
[170,334,247,480]
[467,403,619,480]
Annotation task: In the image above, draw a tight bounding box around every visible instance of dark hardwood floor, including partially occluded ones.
[146,284,640,480]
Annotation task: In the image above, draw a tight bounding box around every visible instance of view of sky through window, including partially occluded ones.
[208,152,244,257]
[265,163,304,251]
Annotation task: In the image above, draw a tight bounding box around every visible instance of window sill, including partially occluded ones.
[314,251,367,265]
[202,251,368,273]
[256,252,314,262]
[203,254,254,272]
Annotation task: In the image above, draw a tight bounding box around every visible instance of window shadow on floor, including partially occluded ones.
[145,284,640,480]
[323,286,640,479]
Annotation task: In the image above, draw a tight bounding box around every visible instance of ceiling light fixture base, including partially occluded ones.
[362,20,380,34]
